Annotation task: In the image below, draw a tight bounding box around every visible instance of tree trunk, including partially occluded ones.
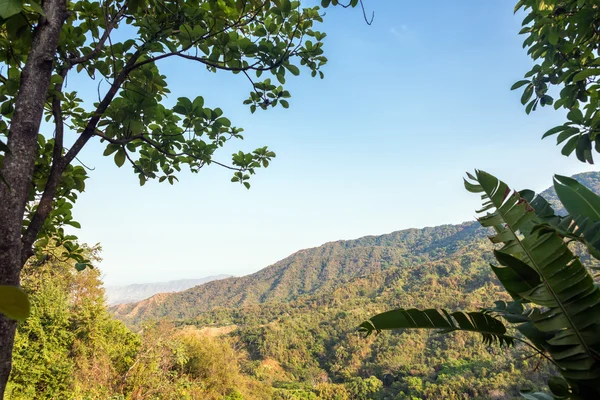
[0,1,66,396]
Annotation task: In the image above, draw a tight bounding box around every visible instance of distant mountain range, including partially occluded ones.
[105,275,232,305]
[111,171,600,325]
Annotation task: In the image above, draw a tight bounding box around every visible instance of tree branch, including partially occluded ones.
[20,47,144,260]
[66,2,127,66]
[63,48,144,166]
[21,68,69,262]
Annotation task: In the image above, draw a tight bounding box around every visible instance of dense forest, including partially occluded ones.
[11,174,599,399]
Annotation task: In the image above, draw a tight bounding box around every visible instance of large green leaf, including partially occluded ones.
[358,308,513,347]
[0,0,22,19]
[554,174,600,221]
[0,285,30,321]
[465,170,600,384]
[523,185,600,261]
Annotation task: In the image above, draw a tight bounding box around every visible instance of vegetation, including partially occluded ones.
[0,0,360,393]
[511,0,600,164]
[9,229,562,399]
[111,220,491,324]
[4,0,600,398]
[7,249,276,399]
[360,0,600,398]
[104,173,600,399]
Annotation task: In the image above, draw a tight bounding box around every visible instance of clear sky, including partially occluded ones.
[67,1,595,286]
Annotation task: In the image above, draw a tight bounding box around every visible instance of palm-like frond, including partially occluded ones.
[358,308,513,347]
[465,170,600,385]
[521,178,600,262]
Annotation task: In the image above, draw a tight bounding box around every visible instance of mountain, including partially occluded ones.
[112,171,600,326]
[107,171,600,398]
[104,275,232,305]
[111,222,492,324]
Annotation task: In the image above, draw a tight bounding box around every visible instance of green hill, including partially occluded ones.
[112,171,600,327]
[111,222,491,325]
[107,171,600,398]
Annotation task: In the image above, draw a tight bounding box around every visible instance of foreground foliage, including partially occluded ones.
[12,206,587,398]
[7,251,273,399]
[362,0,600,397]
[0,0,360,392]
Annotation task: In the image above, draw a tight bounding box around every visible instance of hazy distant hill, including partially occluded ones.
[105,275,231,305]
[111,171,600,326]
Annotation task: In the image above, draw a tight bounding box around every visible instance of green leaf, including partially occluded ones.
[114,149,126,168]
[103,144,119,156]
[0,0,23,19]
[281,0,291,13]
[491,250,541,301]
[572,68,600,82]
[567,108,583,124]
[542,125,566,139]
[74,262,87,272]
[215,117,231,127]
[359,308,513,347]
[547,376,570,397]
[561,136,579,156]
[66,221,81,229]
[554,174,600,220]
[520,392,554,400]
[0,285,30,321]
[26,1,44,16]
[511,80,531,90]
[521,84,534,105]
[548,28,559,45]
[286,64,300,76]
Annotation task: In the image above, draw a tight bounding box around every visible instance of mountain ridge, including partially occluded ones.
[111,171,600,326]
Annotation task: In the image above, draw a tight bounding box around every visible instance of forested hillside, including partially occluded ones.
[11,173,600,398]
[103,172,600,398]
[112,222,490,324]
[113,171,600,325]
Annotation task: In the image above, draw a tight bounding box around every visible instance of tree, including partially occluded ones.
[0,0,362,394]
[361,1,600,398]
[511,0,600,164]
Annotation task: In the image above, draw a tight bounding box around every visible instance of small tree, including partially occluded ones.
[0,0,362,394]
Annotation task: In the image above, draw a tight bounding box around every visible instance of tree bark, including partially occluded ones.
[0,1,67,396]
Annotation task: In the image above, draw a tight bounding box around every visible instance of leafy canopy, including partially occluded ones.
[513,0,600,163]
[0,0,354,283]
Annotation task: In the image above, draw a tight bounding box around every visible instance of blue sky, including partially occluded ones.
[68,1,594,285]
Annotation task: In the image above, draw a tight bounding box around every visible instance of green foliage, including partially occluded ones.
[7,246,275,399]
[468,171,600,392]
[362,170,600,398]
[513,0,600,163]
[0,0,360,299]
[6,246,140,399]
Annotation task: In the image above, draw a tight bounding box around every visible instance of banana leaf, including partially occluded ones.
[465,170,600,386]
[358,308,513,347]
